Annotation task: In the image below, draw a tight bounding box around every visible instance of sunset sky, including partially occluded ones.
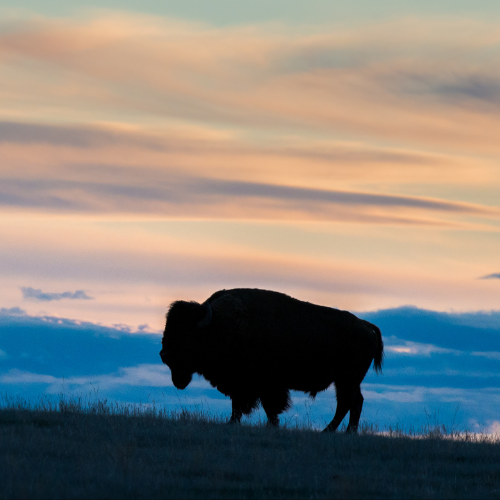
[2,1,500,332]
[1,1,500,430]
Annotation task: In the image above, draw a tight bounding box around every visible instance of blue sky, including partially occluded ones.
[1,306,499,432]
[3,1,500,24]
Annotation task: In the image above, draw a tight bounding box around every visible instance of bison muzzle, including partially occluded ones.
[160,288,383,432]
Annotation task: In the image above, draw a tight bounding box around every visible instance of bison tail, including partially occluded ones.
[370,323,384,374]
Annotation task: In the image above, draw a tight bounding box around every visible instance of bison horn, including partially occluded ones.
[197,301,212,328]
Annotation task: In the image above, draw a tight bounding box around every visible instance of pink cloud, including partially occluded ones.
[1,14,500,152]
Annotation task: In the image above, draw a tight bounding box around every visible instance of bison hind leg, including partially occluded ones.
[346,387,364,433]
[322,382,358,433]
[261,389,291,427]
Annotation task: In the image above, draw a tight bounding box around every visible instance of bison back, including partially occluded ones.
[206,289,378,391]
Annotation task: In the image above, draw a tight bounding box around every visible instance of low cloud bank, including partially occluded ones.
[1,306,499,430]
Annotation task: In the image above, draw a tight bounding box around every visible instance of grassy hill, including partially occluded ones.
[1,397,499,499]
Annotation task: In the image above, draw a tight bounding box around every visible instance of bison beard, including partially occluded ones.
[160,288,384,433]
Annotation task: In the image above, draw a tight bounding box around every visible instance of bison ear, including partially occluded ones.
[197,301,212,328]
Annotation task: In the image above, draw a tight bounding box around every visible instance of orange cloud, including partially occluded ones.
[0,149,497,227]
[0,13,498,233]
[0,118,498,227]
[1,13,500,154]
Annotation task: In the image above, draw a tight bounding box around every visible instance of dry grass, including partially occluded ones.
[1,395,500,499]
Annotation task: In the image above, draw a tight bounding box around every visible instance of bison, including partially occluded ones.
[160,288,383,432]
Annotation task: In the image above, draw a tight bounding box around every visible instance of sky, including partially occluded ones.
[1,1,500,431]
[2,305,500,433]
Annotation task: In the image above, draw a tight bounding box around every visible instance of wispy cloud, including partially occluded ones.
[21,287,93,301]
[0,364,168,389]
[381,367,500,379]
[0,120,444,166]
[1,171,496,226]
[363,383,500,405]
[0,365,215,393]
[2,14,500,153]
[480,273,500,280]
[471,351,500,361]
[0,121,169,151]
[385,341,461,357]
[0,12,498,228]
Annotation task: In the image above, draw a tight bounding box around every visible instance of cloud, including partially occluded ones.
[2,14,500,154]
[434,77,500,105]
[0,120,444,167]
[0,370,58,386]
[0,365,218,394]
[0,364,177,392]
[0,121,166,150]
[0,306,26,315]
[381,367,500,379]
[1,172,496,226]
[480,273,500,280]
[471,351,500,361]
[21,286,93,301]
[385,341,461,357]
[361,306,500,351]
[1,306,500,428]
[0,310,162,379]
[0,118,462,178]
[199,179,491,214]
[2,120,467,222]
[362,384,500,406]
[0,14,499,230]
[485,421,500,436]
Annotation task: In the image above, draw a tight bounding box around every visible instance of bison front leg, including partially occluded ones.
[228,394,259,424]
[261,389,291,428]
[228,399,243,424]
[262,403,279,427]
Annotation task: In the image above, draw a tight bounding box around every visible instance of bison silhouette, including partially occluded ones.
[160,288,383,432]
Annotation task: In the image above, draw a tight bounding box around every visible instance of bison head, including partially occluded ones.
[160,300,212,390]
